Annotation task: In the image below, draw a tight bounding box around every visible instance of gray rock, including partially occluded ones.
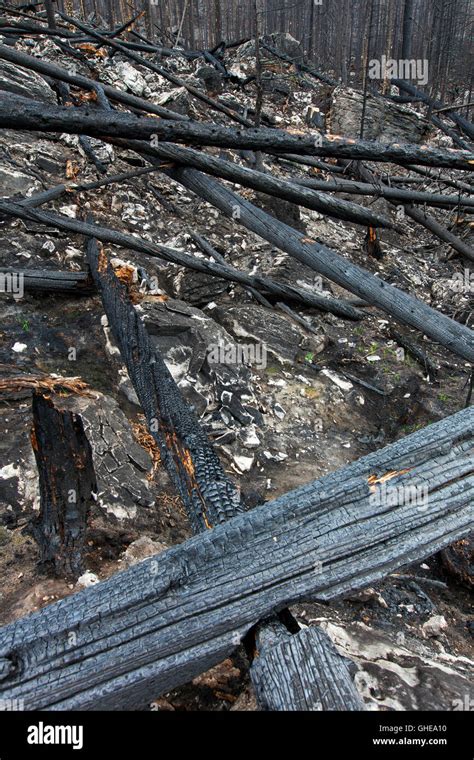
[215,303,310,365]
[236,32,302,62]
[196,66,223,93]
[0,60,55,103]
[330,86,426,143]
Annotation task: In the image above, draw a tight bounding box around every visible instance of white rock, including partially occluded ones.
[422,615,448,637]
[12,342,27,353]
[76,571,99,588]
[321,369,353,391]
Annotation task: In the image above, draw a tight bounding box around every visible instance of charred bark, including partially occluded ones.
[0,408,471,709]
[31,392,97,579]
[85,237,243,533]
[250,620,365,711]
[1,92,473,170]
[0,268,93,295]
[295,176,474,211]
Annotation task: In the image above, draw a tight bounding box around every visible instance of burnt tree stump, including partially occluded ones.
[31,392,97,579]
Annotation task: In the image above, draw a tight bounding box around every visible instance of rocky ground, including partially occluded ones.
[0,24,472,710]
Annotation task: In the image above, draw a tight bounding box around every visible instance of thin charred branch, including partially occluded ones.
[403,205,474,262]
[260,41,338,86]
[85,237,243,533]
[250,620,365,711]
[1,93,473,170]
[0,408,471,709]
[392,79,474,141]
[190,232,272,307]
[31,392,97,579]
[0,201,362,320]
[7,166,160,210]
[157,166,474,363]
[389,328,438,382]
[352,162,474,262]
[295,176,474,211]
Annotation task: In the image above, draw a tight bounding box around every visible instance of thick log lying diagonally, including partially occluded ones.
[158,166,474,362]
[0,408,471,709]
[0,201,362,320]
[115,139,397,229]
[84,237,243,533]
[1,94,473,170]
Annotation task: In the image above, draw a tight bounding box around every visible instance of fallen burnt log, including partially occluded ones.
[0,201,362,320]
[31,392,97,579]
[2,93,473,170]
[118,139,397,229]
[0,43,189,121]
[85,237,243,533]
[0,268,93,295]
[392,79,474,141]
[7,166,160,210]
[405,164,473,195]
[0,408,471,709]
[157,166,474,363]
[250,620,365,711]
[403,205,474,262]
[295,176,474,211]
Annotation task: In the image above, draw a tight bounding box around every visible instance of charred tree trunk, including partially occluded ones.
[44,0,57,29]
[0,408,472,709]
[159,166,474,363]
[250,620,365,711]
[2,92,472,170]
[85,237,243,532]
[31,392,96,579]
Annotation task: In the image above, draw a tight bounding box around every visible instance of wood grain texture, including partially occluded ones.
[251,622,365,711]
[0,408,472,710]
